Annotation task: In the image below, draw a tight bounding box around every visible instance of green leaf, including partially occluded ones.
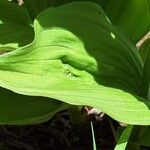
[23,0,52,20]
[23,0,100,19]
[23,0,150,43]
[0,2,149,125]
[0,87,69,125]
[100,0,150,43]
[141,39,150,98]
[134,126,150,147]
[0,0,34,50]
[115,126,133,150]
[139,39,150,62]
[126,143,140,150]
[0,2,143,94]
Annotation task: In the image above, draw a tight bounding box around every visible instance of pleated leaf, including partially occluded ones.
[0,2,149,125]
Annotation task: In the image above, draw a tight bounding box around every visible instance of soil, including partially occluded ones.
[0,111,116,150]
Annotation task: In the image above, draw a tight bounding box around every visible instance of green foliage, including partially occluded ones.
[0,0,150,149]
[134,126,150,147]
[0,87,69,125]
[100,0,150,43]
[140,39,150,62]
[115,126,133,150]
[0,2,150,125]
[141,39,150,98]
[0,0,34,50]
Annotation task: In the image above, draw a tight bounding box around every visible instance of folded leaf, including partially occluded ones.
[0,2,149,125]
[0,2,143,94]
[0,0,34,50]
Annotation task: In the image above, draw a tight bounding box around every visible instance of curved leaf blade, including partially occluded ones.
[0,70,150,125]
[1,2,143,94]
[0,2,148,125]
[115,126,133,150]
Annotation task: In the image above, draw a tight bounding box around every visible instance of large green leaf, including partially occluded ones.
[0,2,149,125]
[0,87,69,125]
[0,0,34,50]
[19,0,150,45]
[100,0,150,43]
[0,2,143,94]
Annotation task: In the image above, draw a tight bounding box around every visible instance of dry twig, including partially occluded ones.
[136,31,150,49]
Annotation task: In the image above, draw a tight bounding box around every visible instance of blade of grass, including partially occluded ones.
[90,121,97,150]
[115,125,133,150]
